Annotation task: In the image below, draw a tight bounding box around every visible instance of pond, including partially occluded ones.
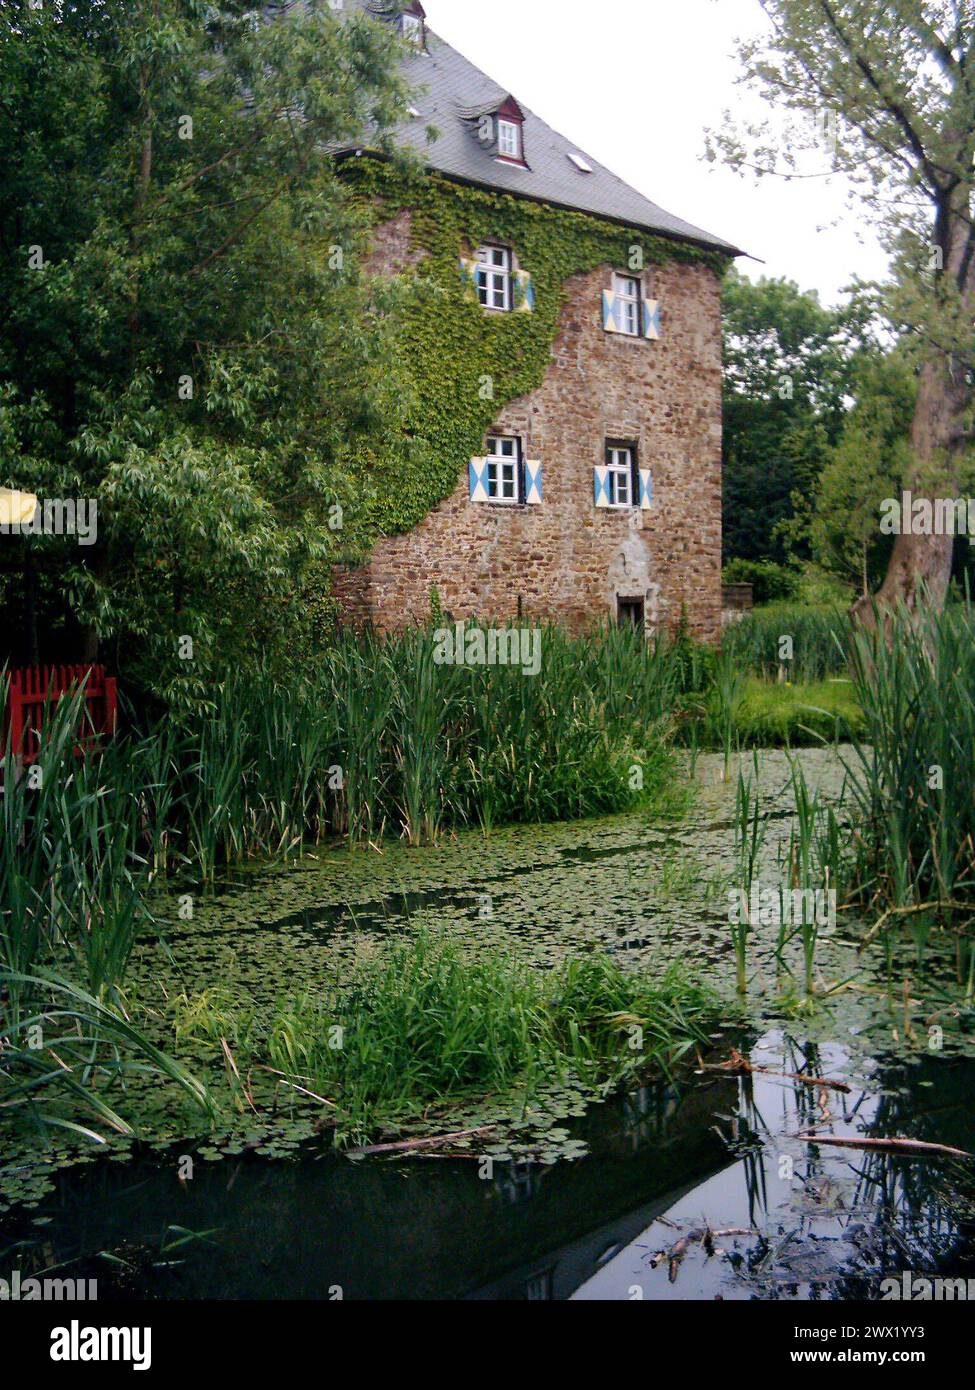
[4,747,975,1300]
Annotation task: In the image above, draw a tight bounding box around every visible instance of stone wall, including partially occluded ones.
[335,209,724,642]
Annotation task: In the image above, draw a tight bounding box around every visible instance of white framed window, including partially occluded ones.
[606,445,635,507]
[486,436,520,503]
[476,245,512,311]
[612,273,641,337]
[401,13,423,44]
[497,119,522,161]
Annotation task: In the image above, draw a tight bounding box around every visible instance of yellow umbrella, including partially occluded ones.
[0,488,38,527]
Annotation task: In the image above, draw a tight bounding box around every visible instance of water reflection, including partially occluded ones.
[4,1031,974,1301]
[571,1032,975,1300]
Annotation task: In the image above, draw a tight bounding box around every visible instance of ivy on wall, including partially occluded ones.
[342,156,729,539]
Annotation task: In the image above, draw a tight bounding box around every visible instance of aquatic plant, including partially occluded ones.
[723,604,849,684]
[173,928,716,1146]
[704,649,747,777]
[0,679,148,1008]
[845,596,975,925]
[0,970,210,1144]
[730,760,768,995]
[780,758,843,994]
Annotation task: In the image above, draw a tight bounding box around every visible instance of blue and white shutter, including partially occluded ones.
[469,457,490,503]
[602,290,621,334]
[513,269,535,313]
[639,469,654,510]
[642,298,661,340]
[593,465,610,507]
[524,459,543,505]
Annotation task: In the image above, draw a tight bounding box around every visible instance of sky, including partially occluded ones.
[422,0,891,306]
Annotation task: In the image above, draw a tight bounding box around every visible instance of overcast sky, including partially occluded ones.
[423,0,890,306]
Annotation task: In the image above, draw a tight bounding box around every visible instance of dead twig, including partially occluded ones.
[859,900,972,951]
[650,1225,756,1282]
[794,1132,972,1160]
[703,1047,851,1094]
[346,1125,498,1158]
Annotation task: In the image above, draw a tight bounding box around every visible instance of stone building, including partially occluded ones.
[331,1,742,641]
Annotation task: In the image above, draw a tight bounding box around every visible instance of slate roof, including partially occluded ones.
[274,1,742,256]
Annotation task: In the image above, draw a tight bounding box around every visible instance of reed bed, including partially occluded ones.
[0,624,688,1009]
[723,604,850,683]
[3,625,687,907]
[845,599,975,919]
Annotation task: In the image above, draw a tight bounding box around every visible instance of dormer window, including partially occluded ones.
[398,2,426,46]
[492,97,527,165]
[498,120,522,161]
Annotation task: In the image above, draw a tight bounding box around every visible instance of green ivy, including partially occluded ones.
[343,157,729,537]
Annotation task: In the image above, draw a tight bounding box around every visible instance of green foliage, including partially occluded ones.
[733,677,863,747]
[0,0,417,691]
[721,268,867,564]
[0,679,147,1008]
[722,557,799,604]
[809,352,917,594]
[712,2,975,603]
[722,603,850,683]
[0,970,210,1145]
[0,627,688,933]
[846,597,975,915]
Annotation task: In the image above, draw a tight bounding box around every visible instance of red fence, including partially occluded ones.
[2,665,118,763]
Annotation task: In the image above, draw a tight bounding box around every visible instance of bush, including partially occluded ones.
[722,558,799,605]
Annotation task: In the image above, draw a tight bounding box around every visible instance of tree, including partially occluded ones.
[710,0,975,621]
[722,268,864,564]
[810,352,916,594]
[0,0,416,700]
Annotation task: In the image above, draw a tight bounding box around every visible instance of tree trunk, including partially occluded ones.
[851,354,967,629]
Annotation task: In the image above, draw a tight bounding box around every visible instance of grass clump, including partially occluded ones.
[733,678,863,747]
[174,928,716,1146]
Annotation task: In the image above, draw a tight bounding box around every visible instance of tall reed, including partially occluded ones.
[845,598,975,918]
[731,760,768,995]
[723,604,849,683]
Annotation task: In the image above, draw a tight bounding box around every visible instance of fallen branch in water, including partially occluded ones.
[703,1048,851,1094]
[794,1133,972,1160]
[650,1225,756,1283]
[859,901,973,951]
[254,1065,336,1108]
[346,1125,498,1158]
